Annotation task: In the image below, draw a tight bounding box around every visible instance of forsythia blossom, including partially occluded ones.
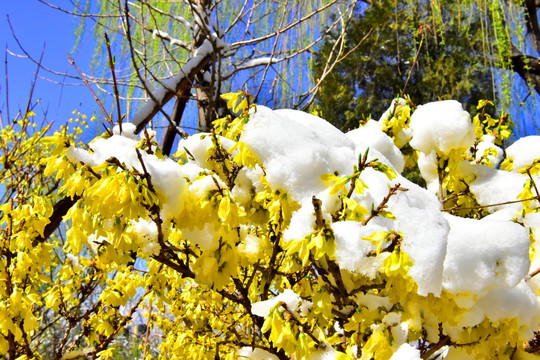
[2,97,540,360]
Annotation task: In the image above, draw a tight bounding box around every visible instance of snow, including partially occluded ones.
[151,29,188,48]
[152,29,168,39]
[86,135,140,166]
[391,322,410,348]
[474,135,503,167]
[378,98,406,123]
[347,120,405,173]
[131,218,160,256]
[469,166,527,214]
[409,100,475,155]
[87,103,538,304]
[307,343,346,360]
[66,146,94,165]
[112,122,138,138]
[389,343,421,360]
[284,188,340,242]
[505,135,540,171]
[241,57,281,68]
[237,229,262,261]
[232,102,539,326]
[389,178,449,296]
[232,166,265,205]
[238,347,278,360]
[356,292,393,311]
[417,151,439,194]
[304,171,447,297]
[141,77,156,94]
[240,106,357,203]
[177,133,236,169]
[172,15,192,30]
[251,289,304,318]
[240,104,522,298]
[187,174,224,200]
[85,233,105,253]
[441,213,530,304]
[332,221,386,279]
[182,223,218,251]
[444,281,540,340]
[65,253,81,271]
[169,38,185,47]
[468,282,539,334]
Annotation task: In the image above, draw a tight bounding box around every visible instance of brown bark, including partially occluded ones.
[511,1,540,96]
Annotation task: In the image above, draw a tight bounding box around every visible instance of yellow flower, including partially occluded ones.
[370,162,397,180]
[363,231,390,256]
[361,328,393,360]
[321,173,350,195]
[341,196,369,221]
[221,90,251,113]
[383,248,413,277]
[231,141,259,167]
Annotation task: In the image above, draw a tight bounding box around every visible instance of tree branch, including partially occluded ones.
[510,43,540,95]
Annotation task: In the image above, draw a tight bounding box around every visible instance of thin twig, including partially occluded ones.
[335,28,373,66]
[442,195,540,212]
[38,0,124,18]
[4,44,10,123]
[104,32,123,133]
[24,46,45,118]
[362,184,407,225]
[66,53,114,129]
[402,25,431,95]
[527,168,540,198]
[294,1,362,109]
[279,302,321,346]
[254,6,287,102]
[142,301,153,358]
[312,196,324,228]
[232,0,338,47]
[528,267,540,280]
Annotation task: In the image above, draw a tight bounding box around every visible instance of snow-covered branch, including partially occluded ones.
[131,41,214,133]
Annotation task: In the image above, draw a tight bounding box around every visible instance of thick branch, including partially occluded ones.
[510,43,540,95]
[33,196,79,246]
[162,92,189,156]
[131,49,212,134]
[421,335,451,359]
[151,250,196,278]
[524,0,540,53]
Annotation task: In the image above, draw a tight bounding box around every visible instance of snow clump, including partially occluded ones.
[409,100,475,155]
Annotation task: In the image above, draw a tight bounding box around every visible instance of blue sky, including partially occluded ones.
[0,0,97,132]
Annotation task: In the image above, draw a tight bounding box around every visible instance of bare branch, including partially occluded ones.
[4,45,10,122]
[104,32,123,131]
[231,0,338,47]
[67,53,114,128]
[442,195,540,212]
[38,0,124,18]
[121,0,213,133]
